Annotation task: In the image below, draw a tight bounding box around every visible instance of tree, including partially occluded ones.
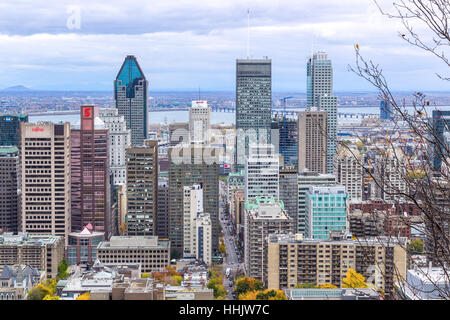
[57,259,69,280]
[206,273,227,299]
[27,279,57,300]
[341,0,450,299]
[294,283,316,289]
[316,283,338,289]
[342,269,368,289]
[234,277,264,296]
[76,292,91,300]
[410,238,424,254]
[172,275,183,286]
[43,294,60,300]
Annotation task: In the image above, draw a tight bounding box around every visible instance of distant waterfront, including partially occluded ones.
[28,105,450,126]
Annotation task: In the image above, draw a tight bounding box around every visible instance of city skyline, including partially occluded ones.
[0,0,448,92]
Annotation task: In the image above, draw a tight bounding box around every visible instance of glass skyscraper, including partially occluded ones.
[431,110,450,170]
[0,114,28,146]
[380,100,393,120]
[114,55,148,146]
[235,58,272,170]
[306,52,337,174]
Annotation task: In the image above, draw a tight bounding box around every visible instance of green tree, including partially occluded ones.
[410,239,424,255]
[57,259,69,280]
[294,283,316,289]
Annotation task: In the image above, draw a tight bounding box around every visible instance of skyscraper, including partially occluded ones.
[114,55,148,146]
[20,122,71,241]
[0,147,19,233]
[337,148,363,201]
[189,100,211,144]
[0,115,28,147]
[126,140,158,236]
[431,110,450,170]
[279,166,298,229]
[98,108,131,185]
[306,52,338,174]
[236,58,272,169]
[245,144,279,202]
[71,105,111,238]
[380,100,393,121]
[298,111,328,173]
[168,144,219,256]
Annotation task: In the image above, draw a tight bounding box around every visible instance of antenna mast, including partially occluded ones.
[247,9,251,58]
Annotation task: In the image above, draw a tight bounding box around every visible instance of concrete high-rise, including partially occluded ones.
[279,166,298,229]
[98,108,131,185]
[306,52,338,174]
[244,197,293,281]
[337,148,363,201]
[298,111,328,174]
[189,101,210,144]
[168,144,219,256]
[20,122,71,241]
[0,147,19,233]
[157,177,169,239]
[114,55,148,146]
[245,144,279,202]
[71,105,111,238]
[126,140,158,236]
[236,58,272,169]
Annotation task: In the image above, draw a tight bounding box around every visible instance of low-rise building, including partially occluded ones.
[0,233,64,279]
[66,224,105,266]
[284,288,381,300]
[397,266,450,300]
[0,265,45,300]
[96,236,170,273]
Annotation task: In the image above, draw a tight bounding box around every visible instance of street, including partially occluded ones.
[219,180,244,300]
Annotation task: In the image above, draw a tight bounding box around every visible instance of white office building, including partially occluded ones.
[245,144,279,202]
[99,108,131,185]
[189,101,210,144]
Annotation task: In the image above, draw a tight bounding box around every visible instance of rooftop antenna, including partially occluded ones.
[247,8,251,59]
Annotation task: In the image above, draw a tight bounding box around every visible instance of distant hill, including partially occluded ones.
[2,85,31,91]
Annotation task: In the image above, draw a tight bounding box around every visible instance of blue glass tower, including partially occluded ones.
[114,55,148,146]
[380,100,393,120]
[0,114,28,146]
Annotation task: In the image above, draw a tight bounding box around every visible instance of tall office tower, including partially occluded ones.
[0,115,28,147]
[20,122,71,240]
[157,177,169,239]
[278,117,298,167]
[71,105,111,238]
[193,212,212,266]
[297,171,336,236]
[270,121,280,155]
[380,100,393,120]
[279,166,298,229]
[183,184,203,258]
[298,111,328,173]
[337,148,363,201]
[431,110,450,170]
[114,55,148,146]
[126,140,158,236]
[0,147,19,233]
[306,52,338,174]
[98,108,131,185]
[374,152,408,201]
[168,144,219,256]
[189,101,211,144]
[244,197,293,281]
[169,122,189,147]
[305,185,348,239]
[245,144,279,202]
[236,58,272,169]
[266,233,408,297]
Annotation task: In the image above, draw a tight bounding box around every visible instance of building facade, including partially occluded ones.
[98,108,131,185]
[126,140,158,236]
[71,106,111,238]
[236,58,272,169]
[189,101,210,144]
[0,115,28,147]
[114,55,148,146]
[67,225,104,265]
[0,147,19,233]
[20,122,71,241]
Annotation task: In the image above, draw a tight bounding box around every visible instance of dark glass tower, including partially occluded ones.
[0,114,28,146]
[235,58,272,170]
[114,55,148,146]
[380,100,393,120]
[431,110,450,170]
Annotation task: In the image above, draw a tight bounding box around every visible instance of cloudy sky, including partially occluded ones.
[0,0,447,92]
